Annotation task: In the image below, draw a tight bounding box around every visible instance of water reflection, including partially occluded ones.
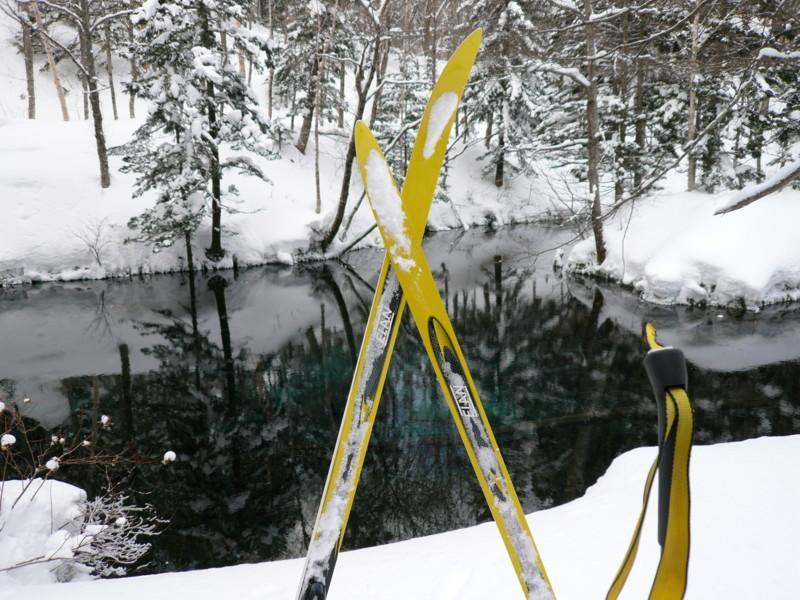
[1,225,799,575]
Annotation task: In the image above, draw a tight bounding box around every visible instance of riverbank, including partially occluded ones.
[566,172,800,310]
[0,113,564,287]
[3,434,799,599]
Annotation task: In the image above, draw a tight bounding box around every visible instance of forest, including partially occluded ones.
[2,0,798,266]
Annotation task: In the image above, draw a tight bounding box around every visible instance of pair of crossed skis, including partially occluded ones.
[297,30,692,600]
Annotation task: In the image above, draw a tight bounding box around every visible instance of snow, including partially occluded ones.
[162,451,176,464]
[713,155,800,214]
[1,434,16,449]
[4,435,800,598]
[364,149,415,271]
[45,458,60,471]
[758,47,800,60]
[0,479,93,587]
[423,92,458,159]
[532,62,590,88]
[567,177,800,309]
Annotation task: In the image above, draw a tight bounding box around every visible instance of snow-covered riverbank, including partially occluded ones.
[566,174,800,310]
[0,112,562,286]
[3,434,799,599]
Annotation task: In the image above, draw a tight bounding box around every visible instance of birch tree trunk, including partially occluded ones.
[105,21,118,120]
[31,0,69,121]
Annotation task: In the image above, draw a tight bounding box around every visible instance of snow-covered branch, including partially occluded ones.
[358,0,390,28]
[31,0,82,29]
[715,158,800,215]
[90,8,135,33]
[31,25,90,77]
[758,47,800,60]
[530,62,590,88]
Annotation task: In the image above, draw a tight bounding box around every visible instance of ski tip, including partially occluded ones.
[445,29,482,66]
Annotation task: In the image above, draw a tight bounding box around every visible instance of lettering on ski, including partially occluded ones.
[296,30,483,600]
[450,384,476,418]
[374,304,395,350]
[356,123,555,599]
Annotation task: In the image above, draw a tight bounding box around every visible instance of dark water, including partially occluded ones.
[2,224,800,575]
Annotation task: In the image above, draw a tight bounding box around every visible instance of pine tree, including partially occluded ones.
[122,0,277,260]
[462,0,543,188]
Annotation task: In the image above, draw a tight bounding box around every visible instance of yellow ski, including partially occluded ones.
[355,122,555,599]
[296,30,483,600]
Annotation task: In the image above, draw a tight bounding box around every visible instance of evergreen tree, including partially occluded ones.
[462,0,543,187]
[122,0,277,259]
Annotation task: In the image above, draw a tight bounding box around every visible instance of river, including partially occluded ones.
[1,224,799,574]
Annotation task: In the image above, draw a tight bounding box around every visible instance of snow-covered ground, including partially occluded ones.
[3,434,799,599]
[567,171,800,309]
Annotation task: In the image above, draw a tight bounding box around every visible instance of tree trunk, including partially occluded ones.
[314,81,322,213]
[105,21,118,120]
[319,36,381,252]
[296,52,320,154]
[80,0,111,188]
[31,0,69,121]
[198,3,224,261]
[585,0,606,264]
[338,60,345,128]
[686,11,700,191]
[755,96,768,179]
[368,39,391,126]
[494,106,505,188]
[207,79,224,261]
[208,276,238,409]
[126,18,137,118]
[21,4,35,119]
[426,0,437,85]
[118,343,133,443]
[614,6,630,203]
[632,60,646,188]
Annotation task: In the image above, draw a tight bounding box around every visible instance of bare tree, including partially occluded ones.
[25,0,134,187]
[317,0,391,252]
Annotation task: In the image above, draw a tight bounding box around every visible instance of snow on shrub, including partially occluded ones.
[0,479,163,585]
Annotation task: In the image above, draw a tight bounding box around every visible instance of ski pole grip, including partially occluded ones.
[643,347,688,412]
[643,346,688,547]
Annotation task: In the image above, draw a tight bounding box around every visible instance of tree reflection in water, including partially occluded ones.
[37,252,800,576]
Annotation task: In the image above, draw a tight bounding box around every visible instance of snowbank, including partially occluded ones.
[0,117,563,287]
[0,479,93,587]
[5,435,800,599]
[567,182,800,309]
